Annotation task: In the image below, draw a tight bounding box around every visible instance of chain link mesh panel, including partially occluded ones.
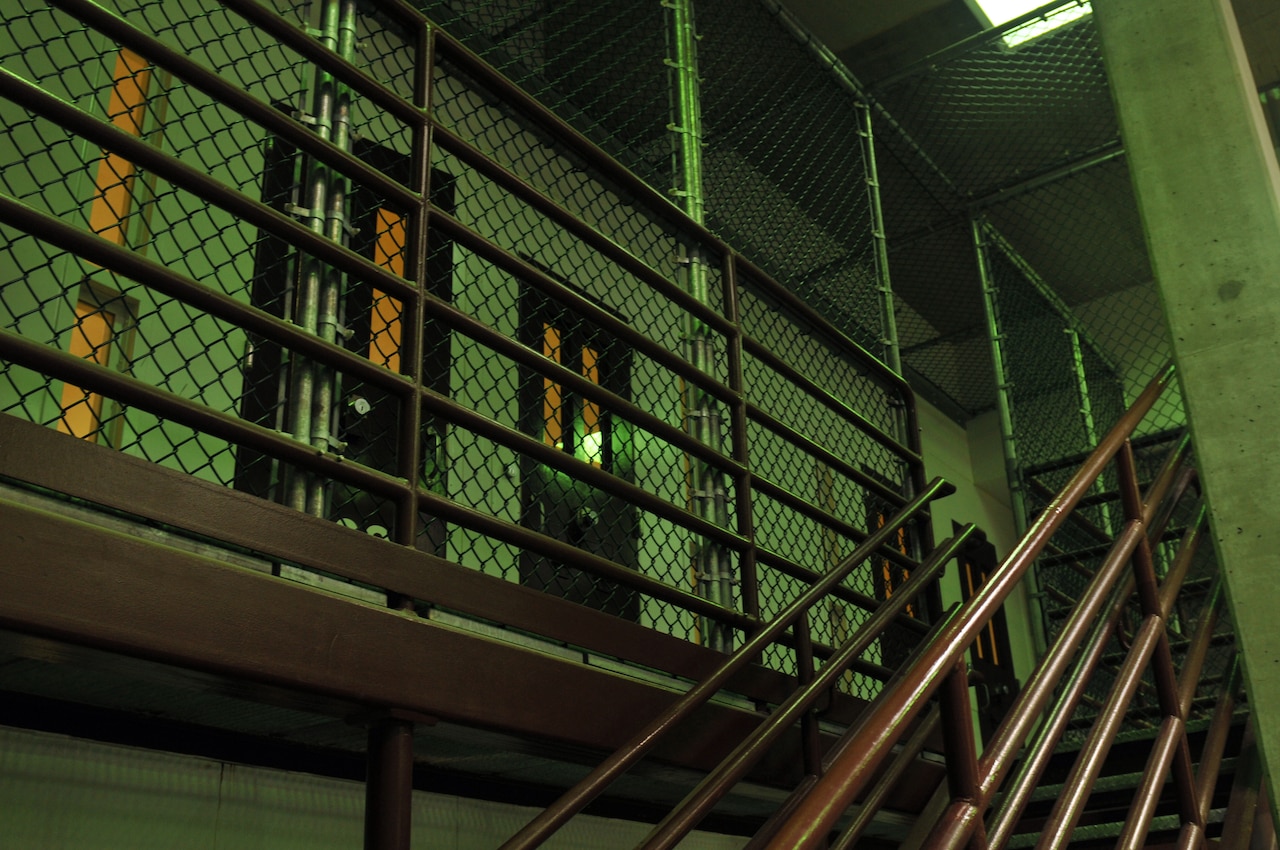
[1,0,926,704]
[863,4,1229,737]
[694,0,885,357]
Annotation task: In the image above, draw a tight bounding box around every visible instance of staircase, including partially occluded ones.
[503,362,1271,849]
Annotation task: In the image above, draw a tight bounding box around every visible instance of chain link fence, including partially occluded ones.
[867,1,1225,733]
[0,0,938,704]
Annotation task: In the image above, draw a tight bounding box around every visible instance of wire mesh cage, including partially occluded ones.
[0,0,938,706]
[861,2,1225,737]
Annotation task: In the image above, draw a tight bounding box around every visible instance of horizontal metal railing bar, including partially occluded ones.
[429,123,736,339]
[1026,759,1241,804]
[429,210,740,406]
[987,502,1209,850]
[1038,527,1187,566]
[1027,479,1112,544]
[409,12,915,411]
[0,69,421,304]
[502,479,955,850]
[986,570,1144,849]
[752,547,932,636]
[742,337,920,465]
[0,218,747,560]
[829,707,945,850]
[0,193,413,398]
[1117,442,1198,830]
[0,328,411,501]
[1195,657,1240,826]
[0,413,767,686]
[417,387,748,553]
[43,0,420,209]
[408,486,755,630]
[1024,428,1185,478]
[797,641,894,684]
[763,363,1176,850]
[750,474,921,573]
[0,331,754,631]
[744,403,909,508]
[731,253,916,405]
[982,427,1194,786]
[1005,811,1229,850]
[425,26,720,247]
[423,295,744,479]
[457,439,736,553]
[1038,614,1169,850]
[220,0,427,127]
[642,529,974,850]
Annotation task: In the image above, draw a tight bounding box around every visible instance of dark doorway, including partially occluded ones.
[517,281,639,619]
[956,523,1019,745]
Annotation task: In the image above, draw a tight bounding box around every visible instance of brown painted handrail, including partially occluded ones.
[640,527,975,849]
[763,362,1177,849]
[501,476,956,849]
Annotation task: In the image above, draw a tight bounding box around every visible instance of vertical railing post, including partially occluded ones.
[392,17,436,574]
[938,659,985,849]
[668,0,733,651]
[1115,440,1202,832]
[973,217,1047,658]
[364,713,419,850]
[794,611,823,778]
[723,253,759,621]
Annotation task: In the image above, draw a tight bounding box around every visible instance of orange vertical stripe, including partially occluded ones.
[581,345,600,438]
[89,49,150,245]
[58,300,115,441]
[965,561,984,660]
[369,209,405,372]
[542,324,562,447]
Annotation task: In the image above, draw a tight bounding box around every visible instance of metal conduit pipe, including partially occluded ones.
[667,0,733,652]
[291,0,357,515]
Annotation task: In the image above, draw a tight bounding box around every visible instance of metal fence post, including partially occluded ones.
[669,0,733,651]
[973,216,1047,658]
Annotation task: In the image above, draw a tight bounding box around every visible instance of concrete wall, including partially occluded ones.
[916,401,1035,684]
[0,725,747,850]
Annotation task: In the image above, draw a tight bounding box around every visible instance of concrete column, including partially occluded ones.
[1094,0,1280,811]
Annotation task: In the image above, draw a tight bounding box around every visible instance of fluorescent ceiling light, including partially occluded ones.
[972,0,1092,46]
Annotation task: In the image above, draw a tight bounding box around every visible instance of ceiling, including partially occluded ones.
[783,0,1280,90]
[767,0,1280,421]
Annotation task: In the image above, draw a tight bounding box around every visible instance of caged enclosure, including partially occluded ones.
[0,0,937,700]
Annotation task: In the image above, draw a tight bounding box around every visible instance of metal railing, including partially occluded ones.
[745,363,1245,850]
[0,0,925,694]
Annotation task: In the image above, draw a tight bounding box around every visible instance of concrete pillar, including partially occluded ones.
[1094,0,1280,811]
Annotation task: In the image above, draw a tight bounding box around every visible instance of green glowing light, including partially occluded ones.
[578,429,605,465]
[555,429,606,466]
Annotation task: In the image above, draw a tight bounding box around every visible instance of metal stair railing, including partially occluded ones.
[759,362,1248,850]
[500,475,961,849]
